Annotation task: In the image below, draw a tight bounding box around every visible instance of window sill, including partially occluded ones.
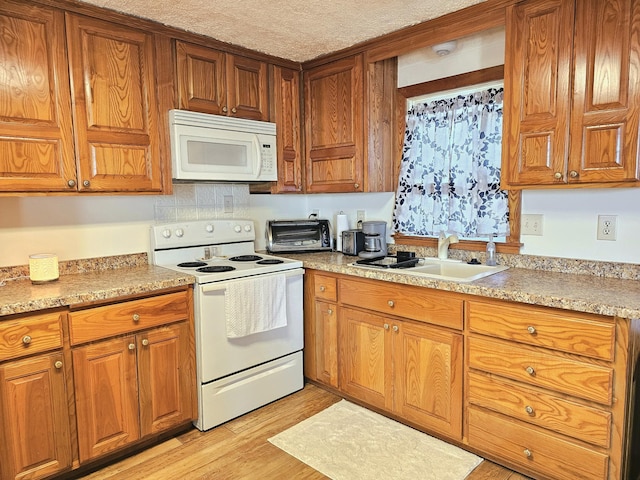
[393,234,523,254]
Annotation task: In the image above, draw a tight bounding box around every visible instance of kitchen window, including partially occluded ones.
[393,66,522,253]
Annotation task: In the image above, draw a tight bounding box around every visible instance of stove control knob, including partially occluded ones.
[175,228,184,237]
[205,224,214,233]
[234,225,242,233]
[162,229,171,239]
[244,224,252,232]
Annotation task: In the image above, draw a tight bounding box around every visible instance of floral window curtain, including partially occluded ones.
[393,87,509,238]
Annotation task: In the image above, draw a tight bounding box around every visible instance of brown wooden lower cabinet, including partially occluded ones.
[304,269,636,480]
[0,352,72,480]
[0,287,195,480]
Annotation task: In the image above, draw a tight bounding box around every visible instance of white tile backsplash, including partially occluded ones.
[155,183,251,223]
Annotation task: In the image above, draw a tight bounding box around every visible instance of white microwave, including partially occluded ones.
[169,109,277,182]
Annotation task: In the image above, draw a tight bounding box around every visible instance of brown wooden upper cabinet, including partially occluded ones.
[303,54,397,194]
[502,0,640,188]
[176,41,269,121]
[270,66,303,192]
[303,55,365,193]
[0,2,164,194]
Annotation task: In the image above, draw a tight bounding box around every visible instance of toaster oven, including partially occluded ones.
[266,219,332,253]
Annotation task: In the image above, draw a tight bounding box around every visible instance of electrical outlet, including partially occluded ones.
[223,195,233,213]
[522,214,543,236]
[597,215,617,241]
[357,210,366,225]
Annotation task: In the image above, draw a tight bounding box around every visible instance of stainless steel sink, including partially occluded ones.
[351,257,508,282]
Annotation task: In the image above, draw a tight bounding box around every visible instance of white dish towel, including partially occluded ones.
[225,273,287,338]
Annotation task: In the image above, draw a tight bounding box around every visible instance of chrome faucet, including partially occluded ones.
[437,231,459,260]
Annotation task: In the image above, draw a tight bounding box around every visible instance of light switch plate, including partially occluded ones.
[522,214,543,236]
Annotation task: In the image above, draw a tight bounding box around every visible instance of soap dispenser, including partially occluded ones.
[485,235,497,266]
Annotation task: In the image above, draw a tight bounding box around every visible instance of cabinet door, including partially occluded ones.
[137,323,193,435]
[0,352,71,480]
[73,336,140,462]
[304,55,364,193]
[271,66,303,192]
[0,3,76,192]
[502,0,574,186]
[66,14,162,192]
[393,321,463,439]
[314,300,338,388]
[176,41,227,115]
[339,307,392,410]
[568,0,640,183]
[226,55,269,121]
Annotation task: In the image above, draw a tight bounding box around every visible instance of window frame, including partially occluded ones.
[394,65,522,254]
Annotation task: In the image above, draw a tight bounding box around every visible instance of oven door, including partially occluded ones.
[195,268,304,384]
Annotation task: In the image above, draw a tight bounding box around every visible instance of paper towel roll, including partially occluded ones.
[335,214,349,252]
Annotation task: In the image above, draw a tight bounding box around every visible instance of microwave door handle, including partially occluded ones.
[253,134,262,177]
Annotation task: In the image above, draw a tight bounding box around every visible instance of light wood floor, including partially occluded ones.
[79,383,530,480]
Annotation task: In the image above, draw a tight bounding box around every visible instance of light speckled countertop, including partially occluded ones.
[0,255,194,316]
[282,252,640,320]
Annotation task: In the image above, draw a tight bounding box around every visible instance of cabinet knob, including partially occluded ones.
[132,313,140,322]
[527,325,536,335]
[569,170,579,178]
[525,405,535,416]
[392,325,399,333]
[141,339,149,346]
[387,300,394,307]
[67,179,76,188]
[553,172,563,180]
[128,343,136,351]
[231,107,237,114]
[83,180,90,187]
[384,323,390,330]
[354,183,360,189]
[525,366,535,376]
[327,308,333,315]
[319,285,326,292]
[523,449,532,458]
[298,183,302,190]
[54,360,63,369]
[22,335,32,345]
[222,106,228,113]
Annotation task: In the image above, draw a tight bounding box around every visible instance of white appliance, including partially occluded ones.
[169,109,277,182]
[150,219,304,431]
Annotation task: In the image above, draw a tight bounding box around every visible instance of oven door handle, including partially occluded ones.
[200,268,304,294]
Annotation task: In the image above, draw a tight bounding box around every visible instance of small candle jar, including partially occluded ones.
[29,254,59,284]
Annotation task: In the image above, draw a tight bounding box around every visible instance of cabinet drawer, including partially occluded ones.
[468,336,613,405]
[468,371,611,447]
[468,407,608,480]
[468,300,615,360]
[314,274,337,302]
[339,278,463,330]
[69,291,189,344]
[0,312,63,361]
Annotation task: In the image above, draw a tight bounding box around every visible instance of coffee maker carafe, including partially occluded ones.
[358,221,388,259]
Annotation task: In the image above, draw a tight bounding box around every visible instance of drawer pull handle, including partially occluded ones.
[525,366,535,376]
[523,449,532,458]
[132,313,140,322]
[327,308,333,315]
[384,323,389,330]
[387,300,394,307]
[128,343,136,351]
[54,361,63,369]
[319,286,326,292]
[525,405,535,416]
[22,335,32,345]
[392,325,399,333]
[142,339,149,346]
[527,325,537,334]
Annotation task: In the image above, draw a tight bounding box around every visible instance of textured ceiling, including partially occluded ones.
[78,0,486,62]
